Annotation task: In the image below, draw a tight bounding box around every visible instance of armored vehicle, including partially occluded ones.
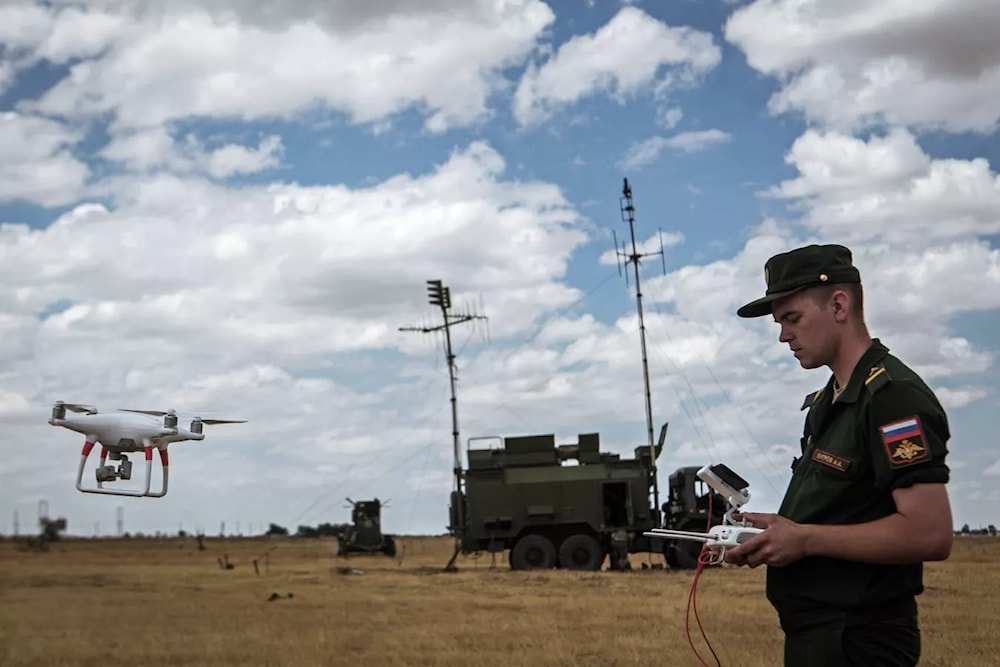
[336,497,397,558]
[446,424,726,570]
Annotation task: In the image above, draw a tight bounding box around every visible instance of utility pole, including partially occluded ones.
[400,280,489,498]
[116,505,125,537]
[13,510,18,537]
[613,177,667,526]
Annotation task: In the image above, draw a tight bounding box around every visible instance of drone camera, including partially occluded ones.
[96,459,133,483]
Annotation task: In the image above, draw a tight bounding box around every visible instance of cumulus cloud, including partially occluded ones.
[765,128,1000,247]
[14,0,555,134]
[513,6,721,126]
[2,141,586,348]
[0,62,15,94]
[617,129,732,170]
[99,129,285,178]
[0,112,90,206]
[725,0,1000,132]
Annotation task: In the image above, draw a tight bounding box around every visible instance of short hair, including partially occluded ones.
[809,282,864,316]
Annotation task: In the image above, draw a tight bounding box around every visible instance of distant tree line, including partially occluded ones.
[0,521,351,540]
[955,524,997,537]
[265,522,351,538]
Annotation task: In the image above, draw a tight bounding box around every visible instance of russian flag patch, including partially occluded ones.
[879,417,928,467]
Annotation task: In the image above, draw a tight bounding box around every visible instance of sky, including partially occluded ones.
[1,0,999,539]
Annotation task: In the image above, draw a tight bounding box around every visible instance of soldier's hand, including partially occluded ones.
[723,513,810,568]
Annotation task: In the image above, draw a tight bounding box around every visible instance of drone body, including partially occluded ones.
[48,401,245,498]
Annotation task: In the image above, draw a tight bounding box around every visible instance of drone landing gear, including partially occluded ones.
[76,440,170,498]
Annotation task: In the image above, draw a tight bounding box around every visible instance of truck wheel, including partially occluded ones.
[510,534,557,570]
[383,536,397,558]
[665,539,703,569]
[558,534,604,571]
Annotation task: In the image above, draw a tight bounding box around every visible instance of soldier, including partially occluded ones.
[725,244,954,666]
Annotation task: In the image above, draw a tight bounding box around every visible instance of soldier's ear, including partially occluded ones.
[831,289,851,322]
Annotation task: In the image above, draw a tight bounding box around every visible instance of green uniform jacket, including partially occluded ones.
[766,339,951,628]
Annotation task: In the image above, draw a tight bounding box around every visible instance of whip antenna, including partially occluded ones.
[615,178,667,525]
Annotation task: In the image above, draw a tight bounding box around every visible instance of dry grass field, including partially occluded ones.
[0,534,996,667]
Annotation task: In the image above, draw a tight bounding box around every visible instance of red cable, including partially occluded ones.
[684,493,722,666]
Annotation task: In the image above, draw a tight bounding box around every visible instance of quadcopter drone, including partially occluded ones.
[645,463,763,565]
[48,400,246,498]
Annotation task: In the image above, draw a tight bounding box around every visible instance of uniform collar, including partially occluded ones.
[826,338,890,405]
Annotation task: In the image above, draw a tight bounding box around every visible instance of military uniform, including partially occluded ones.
[737,245,951,667]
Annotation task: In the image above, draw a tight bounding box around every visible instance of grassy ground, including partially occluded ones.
[0,534,996,666]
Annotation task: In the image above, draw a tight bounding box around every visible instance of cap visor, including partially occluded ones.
[736,287,805,318]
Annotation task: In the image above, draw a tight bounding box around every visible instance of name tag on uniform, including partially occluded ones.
[811,448,851,473]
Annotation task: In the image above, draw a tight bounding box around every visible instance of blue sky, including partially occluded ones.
[1,0,999,539]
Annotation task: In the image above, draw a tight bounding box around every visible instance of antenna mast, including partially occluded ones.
[399,280,489,497]
[614,178,667,525]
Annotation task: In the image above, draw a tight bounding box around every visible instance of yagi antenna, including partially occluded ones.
[615,177,667,526]
[399,280,489,499]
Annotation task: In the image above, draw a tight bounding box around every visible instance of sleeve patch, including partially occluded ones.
[879,417,929,467]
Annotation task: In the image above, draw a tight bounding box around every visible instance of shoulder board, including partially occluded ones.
[864,364,892,394]
[801,388,824,411]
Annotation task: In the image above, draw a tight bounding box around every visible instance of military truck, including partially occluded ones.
[445,423,726,571]
[432,179,729,572]
[336,497,397,558]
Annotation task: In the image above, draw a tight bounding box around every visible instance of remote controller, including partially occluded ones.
[644,461,764,563]
[702,524,763,549]
[643,525,763,548]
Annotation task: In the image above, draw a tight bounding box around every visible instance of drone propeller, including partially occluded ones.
[50,401,97,423]
[118,408,176,417]
[189,416,247,434]
[53,401,98,415]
